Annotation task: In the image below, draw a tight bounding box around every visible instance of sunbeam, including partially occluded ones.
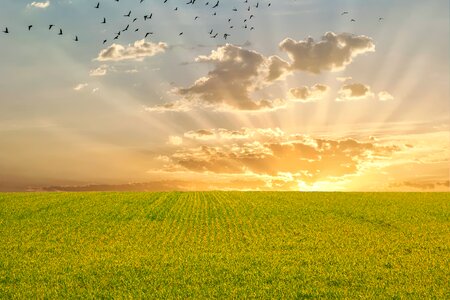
[0,0,448,192]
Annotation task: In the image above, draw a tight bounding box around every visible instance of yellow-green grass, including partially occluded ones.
[0,192,448,298]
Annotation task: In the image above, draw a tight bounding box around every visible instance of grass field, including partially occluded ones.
[0,192,448,298]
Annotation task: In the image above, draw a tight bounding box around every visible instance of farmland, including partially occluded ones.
[0,192,448,298]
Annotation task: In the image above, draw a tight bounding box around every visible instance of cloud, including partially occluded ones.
[148,44,288,111]
[146,32,375,112]
[28,1,50,8]
[161,128,399,185]
[279,32,375,74]
[144,100,193,113]
[73,83,88,91]
[96,39,168,62]
[289,84,330,102]
[184,129,217,140]
[184,128,286,141]
[89,65,108,76]
[378,91,394,101]
[267,55,291,81]
[389,180,449,191]
[336,83,374,101]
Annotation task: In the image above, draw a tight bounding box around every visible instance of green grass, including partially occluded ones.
[0,192,448,298]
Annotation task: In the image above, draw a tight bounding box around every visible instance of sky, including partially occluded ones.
[0,0,449,192]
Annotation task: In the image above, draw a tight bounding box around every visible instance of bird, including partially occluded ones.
[48,24,54,30]
[350,19,356,22]
[95,2,99,8]
[58,29,63,35]
[145,32,153,38]
[179,32,183,36]
[28,25,33,31]
[341,11,349,15]
[74,36,79,41]
[124,11,131,17]
[101,18,106,24]
[3,27,8,34]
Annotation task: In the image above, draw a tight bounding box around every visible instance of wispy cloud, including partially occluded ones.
[73,83,88,91]
[28,1,50,9]
[95,39,168,62]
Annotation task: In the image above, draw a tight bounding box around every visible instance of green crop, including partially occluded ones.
[0,192,448,298]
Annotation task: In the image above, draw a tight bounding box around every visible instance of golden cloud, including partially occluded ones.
[161,128,399,185]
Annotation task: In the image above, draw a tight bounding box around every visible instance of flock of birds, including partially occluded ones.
[1,0,383,45]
